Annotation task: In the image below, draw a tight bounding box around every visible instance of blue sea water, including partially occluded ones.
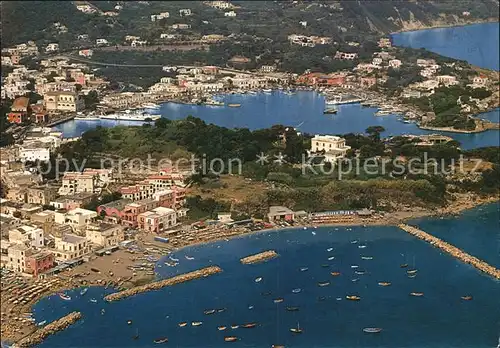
[32,217,500,347]
[392,22,500,70]
[54,92,500,150]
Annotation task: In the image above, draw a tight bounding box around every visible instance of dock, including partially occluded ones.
[14,311,82,347]
[104,266,222,302]
[399,224,500,280]
[46,115,76,127]
[240,250,279,264]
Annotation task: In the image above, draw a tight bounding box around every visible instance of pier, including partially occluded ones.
[46,115,76,127]
[399,224,500,280]
[14,312,82,347]
[240,250,279,264]
[104,266,222,302]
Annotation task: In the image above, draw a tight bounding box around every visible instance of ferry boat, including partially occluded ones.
[363,328,382,333]
[255,277,263,283]
[346,295,361,301]
[153,337,168,344]
[318,281,330,287]
[224,336,238,342]
[204,309,216,315]
[331,272,341,276]
[178,322,187,327]
[218,326,227,331]
[59,293,71,301]
[227,103,241,107]
[292,288,301,293]
[241,323,257,328]
[461,295,473,301]
[378,282,391,286]
[410,292,424,297]
[99,110,161,122]
[290,322,303,334]
[142,102,160,109]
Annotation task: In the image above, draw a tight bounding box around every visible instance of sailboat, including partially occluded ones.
[290,322,303,334]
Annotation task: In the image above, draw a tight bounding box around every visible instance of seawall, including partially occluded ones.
[14,311,82,347]
[240,250,279,264]
[104,266,222,302]
[399,224,500,280]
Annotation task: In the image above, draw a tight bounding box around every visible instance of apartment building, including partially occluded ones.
[58,172,96,195]
[54,208,97,232]
[44,91,84,113]
[52,233,90,261]
[25,251,54,277]
[138,207,177,233]
[8,225,44,248]
[85,223,124,247]
[27,186,58,205]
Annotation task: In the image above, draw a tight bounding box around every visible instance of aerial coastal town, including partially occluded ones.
[1,1,499,347]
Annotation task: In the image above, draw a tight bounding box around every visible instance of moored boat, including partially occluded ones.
[290,322,303,334]
[286,306,299,311]
[346,295,361,301]
[90,298,97,303]
[231,325,239,329]
[241,322,257,328]
[461,295,473,301]
[410,292,424,297]
[292,288,301,293]
[400,263,409,268]
[255,277,263,283]
[80,288,88,296]
[37,320,47,326]
[58,293,71,301]
[204,309,216,315]
[331,272,341,276]
[227,103,241,107]
[378,282,391,286]
[406,269,418,274]
[318,281,330,287]
[299,267,309,272]
[363,328,382,333]
[218,326,227,331]
[224,336,238,342]
[273,298,284,303]
[178,322,187,327]
[192,321,203,326]
[153,337,169,344]
[185,255,194,260]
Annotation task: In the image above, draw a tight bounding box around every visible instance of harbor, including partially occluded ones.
[13,312,82,348]
[398,224,500,280]
[240,250,279,265]
[104,266,223,302]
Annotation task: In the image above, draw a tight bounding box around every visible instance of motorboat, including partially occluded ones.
[363,328,382,333]
[142,102,160,109]
[80,288,88,296]
[224,336,238,342]
[331,272,341,276]
[255,277,263,283]
[346,295,361,301]
[204,309,216,315]
[292,288,301,293]
[378,282,391,286]
[227,103,241,107]
[286,307,299,311]
[300,267,309,272]
[262,88,272,93]
[361,256,373,260]
[290,322,303,334]
[153,337,168,344]
[185,256,194,260]
[231,325,239,329]
[178,322,187,327]
[241,323,257,328]
[407,269,418,275]
[191,321,203,326]
[327,248,334,252]
[318,281,330,287]
[410,292,424,297]
[461,295,473,301]
[273,298,284,303]
[328,256,335,261]
[218,326,227,331]
[59,293,71,301]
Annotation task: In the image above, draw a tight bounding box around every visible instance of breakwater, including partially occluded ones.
[14,312,82,347]
[240,250,279,264]
[399,224,500,280]
[104,266,222,302]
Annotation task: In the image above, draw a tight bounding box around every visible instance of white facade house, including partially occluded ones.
[54,208,97,232]
[19,147,50,162]
[179,9,192,16]
[45,43,59,52]
[8,225,45,248]
[96,38,109,46]
[151,12,170,21]
[52,233,90,261]
[309,135,351,162]
[388,59,402,68]
[224,11,237,17]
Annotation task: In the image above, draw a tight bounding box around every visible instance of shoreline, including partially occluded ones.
[2,196,498,345]
[390,18,498,34]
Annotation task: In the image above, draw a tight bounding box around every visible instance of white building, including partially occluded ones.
[151,12,170,21]
[309,135,351,162]
[76,4,96,13]
[7,244,30,273]
[18,146,50,162]
[436,75,458,86]
[85,223,124,247]
[54,208,98,232]
[8,225,45,248]
[179,9,192,16]
[299,21,307,27]
[388,59,402,69]
[96,38,109,46]
[52,233,90,261]
[224,11,237,17]
[45,43,59,52]
[260,65,276,73]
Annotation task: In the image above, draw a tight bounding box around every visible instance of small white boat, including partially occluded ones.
[311,232,316,236]
[248,305,254,310]
[351,265,359,269]
[300,267,309,272]
[328,256,335,261]
[192,321,203,326]
[90,298,97,303]
[262,88,272,93]
[351,240,358,244]
[59,293,71,301]
[327,248,333,252]
[37,320,47,326]
[363,327,382,333]
[185,256,194,260]
[361,256,373,260]
[80,288,88,296]
[255,277,263,283]
[292,288,302,294]
[142,102,160,109]
[358,245,367,249]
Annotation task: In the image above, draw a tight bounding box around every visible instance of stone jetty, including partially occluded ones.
[104,266,222,302]
[399,224,500,280]
[14,312,82,347]
[240,250,279,264]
